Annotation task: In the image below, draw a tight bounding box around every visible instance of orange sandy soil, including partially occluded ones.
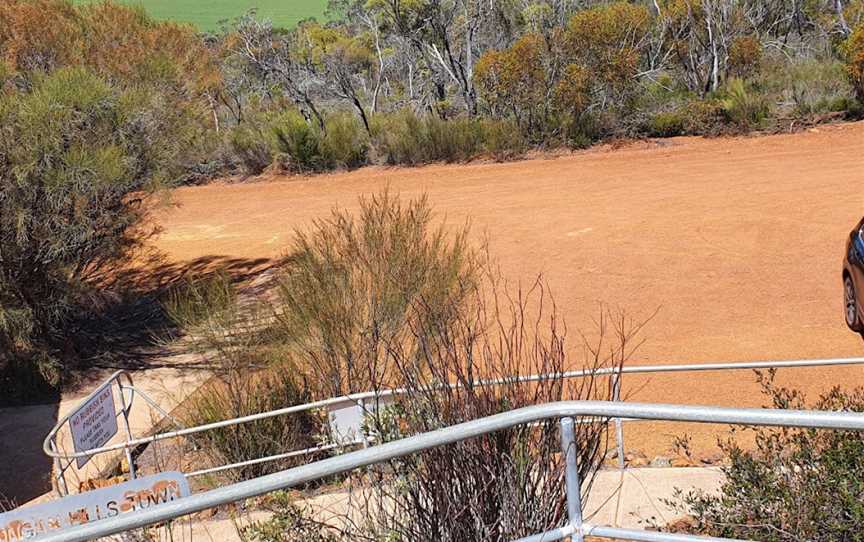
[152,122,864,459]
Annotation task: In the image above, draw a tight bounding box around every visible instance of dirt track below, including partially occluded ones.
[154,122,864,458]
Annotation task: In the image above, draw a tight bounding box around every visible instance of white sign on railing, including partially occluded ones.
[68,381,118,468]
[0,471,190,541]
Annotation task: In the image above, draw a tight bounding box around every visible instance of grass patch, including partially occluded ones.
[72,0,327,31]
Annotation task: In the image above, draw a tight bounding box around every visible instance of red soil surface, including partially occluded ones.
[153,122,864,458]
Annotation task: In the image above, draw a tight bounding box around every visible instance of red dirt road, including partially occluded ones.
[154,122,864,457]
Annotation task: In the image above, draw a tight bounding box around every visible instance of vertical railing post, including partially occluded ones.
[560,417,584,542]
[358,397,370,448]
[612,373,625,470]
[116,378,137,480]
[50,438,68,496]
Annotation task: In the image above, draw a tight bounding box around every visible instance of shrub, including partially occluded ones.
[424,115,485,162]
[230,118,277,174]
[182,365,317,482]
[670,371,864,540]
[727,36,763,79]
[229,110,369,174]
[247,270,645,542]
[270,190,477,398]
[370,109,428,164]
[165,272,319,482]
[758,57,855,118]
[243,493,338,542]
[648,111,686,137]
[681,98,727,134]
[844,24,864,102]
[564,2,651,108]
[475,33,550,134]
[0,67,186,401]
[720,78,770,129]
[480,118,526,160]
[372,111,508,165]
[319,111,368,170]
[271,110,327,172]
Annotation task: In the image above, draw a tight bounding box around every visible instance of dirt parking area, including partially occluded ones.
[153,122,864,457]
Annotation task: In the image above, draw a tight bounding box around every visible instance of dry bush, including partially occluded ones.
[845,23,864,102]
[245,266,648,542]
[164,273,319,482]
[270,190,478,398]
[181,365,317,482]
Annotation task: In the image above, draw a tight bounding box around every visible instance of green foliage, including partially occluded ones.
[0,67,188,400]
[563,2,650,107]
[181,365,317,482]
[165,272,319,482]
[230,117,277,174]
[719,78,771,129]
[480,118,527,160]
[270,190,476,397]
[672,372,864,540]
[229,110,369,174]
[371,110,523,165]
[318,111,369,169]
[755,56,854,118]
[271,110,329,172]
[844,23,864,101]
[648,111,686,137]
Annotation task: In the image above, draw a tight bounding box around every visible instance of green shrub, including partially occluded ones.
[370,109,428,164]
[372,111,524,165]
[719,78,770,129]
[243,493,338,542]
[319,111,369,170]
[164,272,320,482]
[0,67,186,401]
[270,190,477,398]
[182,365,317,482]
[271,110,326,172]
[648,111,685,137]
[230,120,276,174]
[480,118,526,160]
[424,115,485,162]
[680,98,727,134]
[754,57,853,118]
[670,371,864,540]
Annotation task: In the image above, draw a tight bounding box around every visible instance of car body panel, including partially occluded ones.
[843,216,864,330]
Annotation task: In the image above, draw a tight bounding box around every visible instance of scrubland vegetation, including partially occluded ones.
[3,0,864,397]
[669,371,864,540]
[165,191,639,540]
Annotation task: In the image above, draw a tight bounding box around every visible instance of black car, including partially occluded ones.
[843,217,864,332]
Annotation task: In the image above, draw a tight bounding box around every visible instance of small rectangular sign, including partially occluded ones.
[68,381,119,468]
[0,471,190,541]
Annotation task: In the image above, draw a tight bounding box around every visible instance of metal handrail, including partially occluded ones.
[35,400,864,542]
[42,356,864,464]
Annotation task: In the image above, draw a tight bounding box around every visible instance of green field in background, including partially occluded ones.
[73,0,328,31]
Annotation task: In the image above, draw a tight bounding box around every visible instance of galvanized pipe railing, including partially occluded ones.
[42,356,864,488]
[36,400,864,542]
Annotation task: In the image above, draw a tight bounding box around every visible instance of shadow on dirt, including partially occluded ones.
[68,253,277,387]
[0,254,278,505]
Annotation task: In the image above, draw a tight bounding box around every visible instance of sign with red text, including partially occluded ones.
[69,380,118,468]
[0,471,190,541]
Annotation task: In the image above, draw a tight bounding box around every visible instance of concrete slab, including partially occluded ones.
[182,466,724,541]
